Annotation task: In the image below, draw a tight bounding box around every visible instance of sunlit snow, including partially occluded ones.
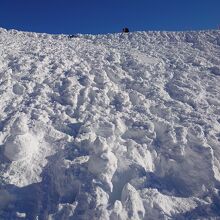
[0,28,220,219]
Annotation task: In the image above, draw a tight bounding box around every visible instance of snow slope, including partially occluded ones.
[0,28,220,220]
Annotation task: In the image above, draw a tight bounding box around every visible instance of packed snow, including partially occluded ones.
[0,27,220,219]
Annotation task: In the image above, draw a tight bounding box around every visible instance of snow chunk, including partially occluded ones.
[140,188,206,217]
[91,136,108,154]
[4,133,38,161]
[88,150,117,191]
[11,114,29,135]
[16,212,26,218]
[110,200,127,220]
[121,183,145,219]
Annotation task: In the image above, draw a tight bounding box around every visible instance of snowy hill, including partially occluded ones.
[0,27,220,220]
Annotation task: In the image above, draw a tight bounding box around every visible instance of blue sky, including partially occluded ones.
[0,0,220,34]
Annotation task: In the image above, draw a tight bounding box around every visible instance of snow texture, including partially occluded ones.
[0,28,220,219]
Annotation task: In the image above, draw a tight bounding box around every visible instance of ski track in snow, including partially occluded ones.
[0,28,220,219]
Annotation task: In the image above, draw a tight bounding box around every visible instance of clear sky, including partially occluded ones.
[0,0,220,34]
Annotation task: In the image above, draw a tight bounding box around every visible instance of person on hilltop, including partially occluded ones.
[122,27,129,33]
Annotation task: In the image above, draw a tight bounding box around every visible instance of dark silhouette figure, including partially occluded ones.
[122,27,129,33]
[68,35,78,39]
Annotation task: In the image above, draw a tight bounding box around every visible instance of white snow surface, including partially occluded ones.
[0,28,220,219]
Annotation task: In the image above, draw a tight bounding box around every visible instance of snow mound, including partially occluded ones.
[4,133,38,161]
[0,28,220,219]
[4,115,36,161]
